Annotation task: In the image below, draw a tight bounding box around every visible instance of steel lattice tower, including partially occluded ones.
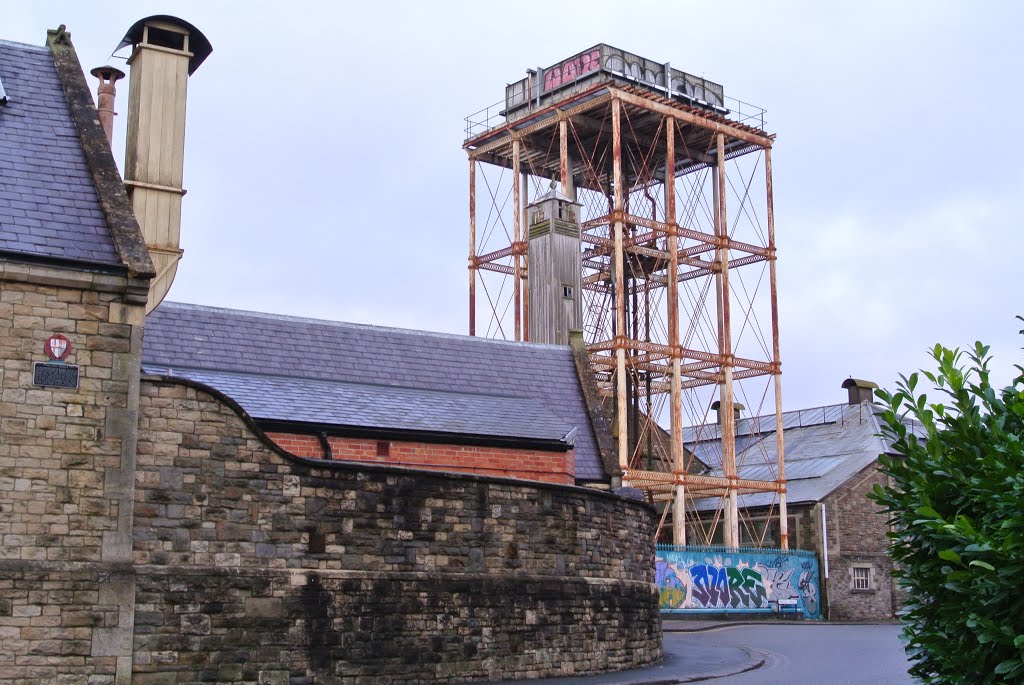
[464,46,788,549]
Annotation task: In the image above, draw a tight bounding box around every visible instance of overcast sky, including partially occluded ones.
[8,1,1024,411]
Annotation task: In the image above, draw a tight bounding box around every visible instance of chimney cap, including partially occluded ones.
[529,185,580,207]
[117,15,212,75]
[710,401,745,412]
[841,378,878,390]
[90,65,125,81]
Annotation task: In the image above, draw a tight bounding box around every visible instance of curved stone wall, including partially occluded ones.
[133,376,662,682]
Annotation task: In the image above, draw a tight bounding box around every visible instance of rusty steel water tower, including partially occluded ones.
[464,45,788,549]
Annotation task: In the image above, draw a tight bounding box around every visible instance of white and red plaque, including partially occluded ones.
[45,333,71,361]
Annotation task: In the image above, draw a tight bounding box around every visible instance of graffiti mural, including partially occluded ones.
[655,546,822,620]
[542,48,602,92]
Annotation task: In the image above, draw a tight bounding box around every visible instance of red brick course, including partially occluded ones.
[264,432,575,484]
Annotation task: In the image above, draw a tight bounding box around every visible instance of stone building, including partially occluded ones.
[683,379,922,620]
[0,19,660,685]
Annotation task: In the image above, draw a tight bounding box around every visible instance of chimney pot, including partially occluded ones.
[90,65,125,146]
[841,378,878,405]
[711,401,745,424]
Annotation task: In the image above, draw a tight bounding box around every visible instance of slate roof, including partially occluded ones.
[690,402,922,510]
[0,39,121,268]
[149,367,572,444]
[142,302,606,481]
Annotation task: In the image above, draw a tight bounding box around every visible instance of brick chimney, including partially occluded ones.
[118,15,211,313]
[841,378,878,405]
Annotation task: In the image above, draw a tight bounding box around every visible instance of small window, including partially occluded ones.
[376,440,391,457]
[851,565,872,591]
[0,75,7,105]
[562,285,574,299]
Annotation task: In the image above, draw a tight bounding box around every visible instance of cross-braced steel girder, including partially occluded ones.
[466,80,788,551]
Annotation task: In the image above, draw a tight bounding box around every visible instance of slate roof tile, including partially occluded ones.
[0,39,120,266]
[144,302,606,481]
[140,366,571,444]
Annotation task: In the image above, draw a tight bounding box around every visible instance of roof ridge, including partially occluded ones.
[46,26,155,281]
[0,38,48,52]
[155,301,573,351]
[685,401,855,434]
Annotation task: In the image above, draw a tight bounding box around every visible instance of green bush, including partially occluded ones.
[869,326,1024,684]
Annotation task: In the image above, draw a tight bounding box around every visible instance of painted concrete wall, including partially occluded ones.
[656,545,822,620]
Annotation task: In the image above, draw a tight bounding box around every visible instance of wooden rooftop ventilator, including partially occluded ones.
[119,15,211,313]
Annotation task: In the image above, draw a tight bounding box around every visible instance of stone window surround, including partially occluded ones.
[850,564,875,592]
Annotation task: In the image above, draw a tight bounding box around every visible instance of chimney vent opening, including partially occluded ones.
[117,15,213,76]
[144,25,187,52]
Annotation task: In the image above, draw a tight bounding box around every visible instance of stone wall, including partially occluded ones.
[0,272,660,684]
[133,376,662,683]
[264,431,575,484]
[821,462,898,621]
[0,266,148,685]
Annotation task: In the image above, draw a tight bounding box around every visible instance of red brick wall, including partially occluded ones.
[263,432,575,485]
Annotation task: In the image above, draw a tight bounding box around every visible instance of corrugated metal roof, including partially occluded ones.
[682,403,847,444]
[143,302,607,480]
[0,39,121,267]
[691,402,892,510]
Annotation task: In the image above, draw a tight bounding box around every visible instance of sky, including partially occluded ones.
[7,1,1024,412]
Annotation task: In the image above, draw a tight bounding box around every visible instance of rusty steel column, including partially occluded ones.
[560,119,569,194]
[469,157,477,336]
[766,146,788,550]
[666,119,686,546]
[522,166,530,342]
[512,139,522,341]
[715,132,739,548]
[612,98,629,470]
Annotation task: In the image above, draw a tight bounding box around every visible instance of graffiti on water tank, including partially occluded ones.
[655,546,822,620]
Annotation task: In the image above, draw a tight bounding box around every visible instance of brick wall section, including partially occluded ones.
[0,269,148,685]
[133,377,661,682]
[264,431,575,484]
[820,461,898,621]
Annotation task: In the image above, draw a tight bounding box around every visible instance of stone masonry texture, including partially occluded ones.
[0,271,661,683]
[132,377,662,682]
[821,463,900,621]
[0,271,148,685]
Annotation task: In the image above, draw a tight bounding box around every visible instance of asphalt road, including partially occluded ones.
[684,624,916,685]
[491,623,915,684]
